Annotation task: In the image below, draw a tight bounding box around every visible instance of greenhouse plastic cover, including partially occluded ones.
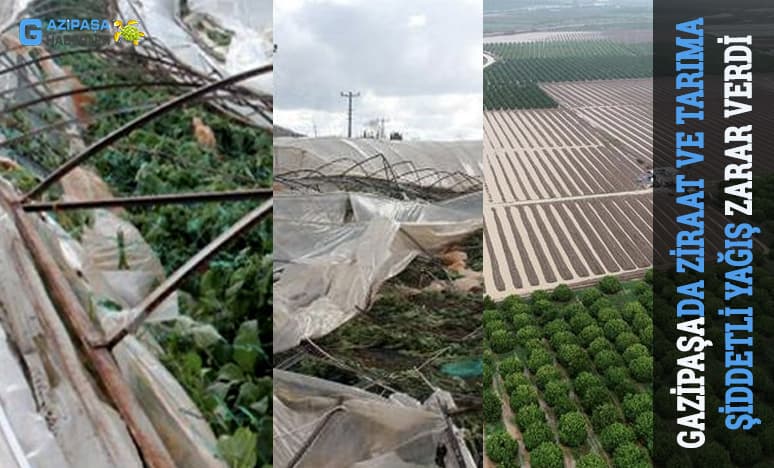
[274,369,474,468]
[0,176,225,468]
[274,191,482,353]
[117,0,272,126]
[274,137,483,185]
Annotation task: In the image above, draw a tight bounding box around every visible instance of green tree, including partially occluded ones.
[603,319,630,340]
[558,411,588,447]
[579,287,603,306]
[622,393,652,421]
[527,348,554,372]
[588,337,613,356]
[544,380,569,407]
[577,453,607,468]
[551,284,574,302]
[574,371,602,397]
[531,442,563,468]
[516,404,545,430]
[498,356,523,376]
[490,329,516,353]
[557,344,591,376]
[485,430,518,464]
[591,403,622,432]
[628,356,653,383]
[613,442,649,468]
[594,349,623,371]
[535,365,562,389]
[599,275,622,294]
[622,343,649,362]
[579,325,604,346]
[523,423,554,450]
[483,389,501,424]
[510,384,539,409]
[600,422,636,453]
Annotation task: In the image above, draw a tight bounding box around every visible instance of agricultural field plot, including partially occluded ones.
[484,277,654,468]
[484,77,658,297]
[484,31,605,45]
[483,108,644,204]
[541,79,653,168]
[483,41,652,111]
[484,193,652,297]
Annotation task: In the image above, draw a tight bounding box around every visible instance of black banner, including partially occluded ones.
[653,1,774,466]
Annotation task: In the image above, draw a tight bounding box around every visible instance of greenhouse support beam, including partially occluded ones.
[21,188,272,211]
[0,190,176,468]
[101,198,273,348]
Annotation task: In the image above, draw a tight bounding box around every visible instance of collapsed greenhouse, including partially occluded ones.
[1,0,272,466]
[273,137,484,467]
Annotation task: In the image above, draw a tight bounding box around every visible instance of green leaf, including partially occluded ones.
[236,382,261,406]
[218,363,245,383]
[233,320,263,372]
[217,428,258,468]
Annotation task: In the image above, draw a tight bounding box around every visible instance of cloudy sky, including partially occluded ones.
[274,0,482,141]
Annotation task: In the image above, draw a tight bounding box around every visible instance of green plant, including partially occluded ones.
[591,403,623,432]
[516,404,546,430]
[577,453,607,468]
[530,442,563,468]
[598,276,623,294]
[622,393,652,422]
[523,423,554,450]
[558,411,587,447]
[485,430,518,463]
[484,389,502,424]
[628,356,653,383]
[510,385,539,409]
[551,284,574,302]
[613,442,649,468]
[600,422,636,453]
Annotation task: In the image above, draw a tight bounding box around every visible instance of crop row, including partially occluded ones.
[483,40,652,111]
[484,83,558,111]
[484,276,654,468]
[485,41,651,60]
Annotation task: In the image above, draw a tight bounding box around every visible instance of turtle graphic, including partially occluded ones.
[113,19,146,46]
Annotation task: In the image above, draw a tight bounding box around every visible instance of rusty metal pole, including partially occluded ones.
[21,188,272,212]
[0,190,176,468]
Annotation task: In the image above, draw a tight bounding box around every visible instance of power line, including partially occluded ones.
[340,90,360,138]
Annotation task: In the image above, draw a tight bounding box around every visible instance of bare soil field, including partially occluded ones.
[484,78,656,299]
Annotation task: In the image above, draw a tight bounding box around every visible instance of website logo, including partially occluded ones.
[113,20,146,46]
[19,18,43,46]
[16,18,142,48]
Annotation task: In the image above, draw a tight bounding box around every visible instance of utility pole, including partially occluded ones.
[340,91,360,138]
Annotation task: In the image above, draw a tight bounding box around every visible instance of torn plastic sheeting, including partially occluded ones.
[2,178,224,468]
[0,327,68,468]
[273,191,482,353]
[274,137,483,187]
[274,369,447,468]
[0,1,32,32]
[0,184,144,468]
[35,208,179,337]
[117,0,272,126]
[114,336,226,468]
[37,213,224,468]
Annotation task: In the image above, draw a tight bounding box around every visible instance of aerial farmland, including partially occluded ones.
[483,1,655,467]
[483,35,655,299]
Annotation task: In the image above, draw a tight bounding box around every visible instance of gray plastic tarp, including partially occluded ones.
[274,191,482,353]
[274,369,450,468]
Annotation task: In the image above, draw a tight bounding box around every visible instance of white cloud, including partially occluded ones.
[274,0,482,140]
[407,14,427,28]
